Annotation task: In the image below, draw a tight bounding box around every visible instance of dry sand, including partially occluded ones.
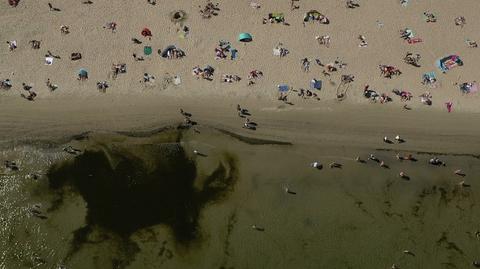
[1,0,480,150]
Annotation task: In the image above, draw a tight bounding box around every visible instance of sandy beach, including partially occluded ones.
[1,0,480,268]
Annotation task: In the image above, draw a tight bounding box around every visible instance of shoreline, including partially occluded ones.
[1,94,479,156]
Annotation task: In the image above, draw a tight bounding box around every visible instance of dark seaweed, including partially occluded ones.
[47,141,238,268]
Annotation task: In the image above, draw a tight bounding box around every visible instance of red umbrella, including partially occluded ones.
[141,28,152,38]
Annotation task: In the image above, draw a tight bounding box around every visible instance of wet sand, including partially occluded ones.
[1,126,479,269]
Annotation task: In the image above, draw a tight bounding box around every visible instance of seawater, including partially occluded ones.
[0,127,479,269]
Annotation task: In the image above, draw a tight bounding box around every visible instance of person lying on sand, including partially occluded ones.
[29,40,41,49]
[132,53,144,61]
[4,160,19,171]
[46,78,58,91]
[329,162,342,168]
[368,154,379,162]
[21,91,37,101]
[0,79,12,89]
[96,81,109,92]
[103,22,117,33]
[60,25,70,34]
[63,146,82,155]
[142,73,155,83]
[7,40,17,51]
[346,0,360,8]
[310,162,322,169]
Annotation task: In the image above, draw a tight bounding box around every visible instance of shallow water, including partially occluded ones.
[0,127,479,269]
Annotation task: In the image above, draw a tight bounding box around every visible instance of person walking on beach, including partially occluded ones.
[368,154,379,162]
[399,172,409,180]
[445,101,453,112]
[7,40,17,51]
[311,161,322,169]
[301,58,310,72]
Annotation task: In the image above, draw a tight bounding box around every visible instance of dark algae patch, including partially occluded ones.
[46,131,239,267]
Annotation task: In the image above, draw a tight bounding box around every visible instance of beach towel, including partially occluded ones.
[273,48,281,56]
[230,49,237,60]
[460,82,478,94]
[173,76,181,85]
[436,55,463,72]
[45,57,53,65]
[423,71,436,80]
[310,79,322,90]
[144,46,152,55]
[469,83,479,93]
[270,13,284,20]
[278,84,289,92]
[407,37,422,44]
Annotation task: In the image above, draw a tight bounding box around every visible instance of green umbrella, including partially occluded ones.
[238,32,253,42]
[144,46,152,55]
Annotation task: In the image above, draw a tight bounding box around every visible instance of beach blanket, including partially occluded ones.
[278,84,289,92]
[273,47,281,56]
[310,79,322,90]
[460,82,478,94]
[436,55,463,72]
[423,71,436,81]
[407,37,422,44]
[45,57,54,65]
[270,13,284,20]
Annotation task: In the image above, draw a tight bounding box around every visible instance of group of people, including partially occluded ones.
[192,65,215,80]
[221,74,241,83]
[309,134,468,189]
[199,1,220,19]
[247,70,263,86]
[2,1,474,112]
[237,104,256,130]
[379,65,402,78]
[214,40,237,60]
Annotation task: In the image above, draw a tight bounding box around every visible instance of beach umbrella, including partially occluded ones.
[141,27,152,38]
[78,68,88,76]
[161,45,176,57]
[238,32,253,42]
[144,46,152,55]
[170,10,187,23]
